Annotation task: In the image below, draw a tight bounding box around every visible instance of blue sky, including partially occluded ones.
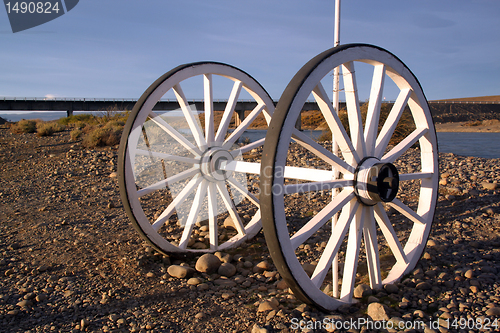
[1,0,499,101]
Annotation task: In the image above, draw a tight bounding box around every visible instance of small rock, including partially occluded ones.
[214,252,232,263]
[482,182,498,190]
[416,282,432,290]
[258,300,278,312]
[35,293,47,302]
[64,290,75,297]
[384,283,399,294]
[167,265,195,279]
[221,292,234,299]
[223,216,235,229]
[80,319,90,329]
[187,277,202,285]
[367,302,390,321]
[16,299,32,308]
[253,260,271,274]
[354,284,372,298]
[301,263,315,277]
[251,324,269,333]
[464,269,474,279]
[195,254,221,274]
[213,278,237,288]
[486,307,500,316]
[197,283,209,291]
[276,280,288,290]
[218,262,237,277]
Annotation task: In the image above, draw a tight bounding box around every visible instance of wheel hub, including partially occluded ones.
[354,157,399,206]
[200,147,233,182]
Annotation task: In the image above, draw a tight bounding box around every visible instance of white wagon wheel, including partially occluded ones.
[119,62,274,253]
[260,44,438,311]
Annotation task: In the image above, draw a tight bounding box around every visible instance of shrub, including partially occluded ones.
[82,121,124,148]
[36,121,66,137]
[70,128,83,141]
[58,114,96,126]
[10,119,37,134]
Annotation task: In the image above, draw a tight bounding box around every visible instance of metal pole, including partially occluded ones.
[332,0,341,299]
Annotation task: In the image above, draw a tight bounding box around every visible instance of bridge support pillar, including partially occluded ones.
[67,105,73,118]
[235,109,245,126]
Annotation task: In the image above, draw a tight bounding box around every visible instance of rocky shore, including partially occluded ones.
[1,124,500,333]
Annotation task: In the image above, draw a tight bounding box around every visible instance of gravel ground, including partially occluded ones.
[1,124,500,333]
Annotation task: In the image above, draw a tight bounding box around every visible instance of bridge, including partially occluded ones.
[0,97,336,128]
[2,97,498,127]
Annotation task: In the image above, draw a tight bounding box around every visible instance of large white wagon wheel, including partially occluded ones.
[119,62,274,253]
[260,44,438,311]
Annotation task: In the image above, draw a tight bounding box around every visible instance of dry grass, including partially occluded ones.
[10,119,39,134]
[36,121,66,137]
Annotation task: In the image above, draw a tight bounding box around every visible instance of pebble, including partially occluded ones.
[481,181,498,190]
[218,262,237,277]
[353,284,372,298]
[167,265,195,279]
[195,254,221,274]
[367,302,390,321]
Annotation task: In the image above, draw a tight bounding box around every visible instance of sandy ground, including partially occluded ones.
[435,120,500,133]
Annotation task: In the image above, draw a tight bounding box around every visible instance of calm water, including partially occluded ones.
[1,111,498,159]
[436,132,500,159]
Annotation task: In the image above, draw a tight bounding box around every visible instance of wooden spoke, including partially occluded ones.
[290,190,355,249]
[374,88,412,158]
[149,111,202,156]
[135,149,199,164]
[216,182,246,236]
[342,61,367,159]
[207,182,218,251]
[172,83,207,150]
[215,80,243,143]
[364,64,386,156]
[204,74,215,144]
[232,137,266,156]
[292,129,355,175]
[310,199,359,288]
[363,207,382,290]
[226,176,259,206]
[137,167,200,197]
[388,198,425,225]
[340,205,365,302]
[178,181,208,249]
[223,103,265,148]
[312,83,359,164]
[152,175,203,231]
[381,127,428,163]
[374,204,408,265]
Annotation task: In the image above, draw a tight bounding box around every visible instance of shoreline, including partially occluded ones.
[435,120,500,133]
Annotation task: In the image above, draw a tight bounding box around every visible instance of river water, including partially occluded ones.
[1,111,499,159]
